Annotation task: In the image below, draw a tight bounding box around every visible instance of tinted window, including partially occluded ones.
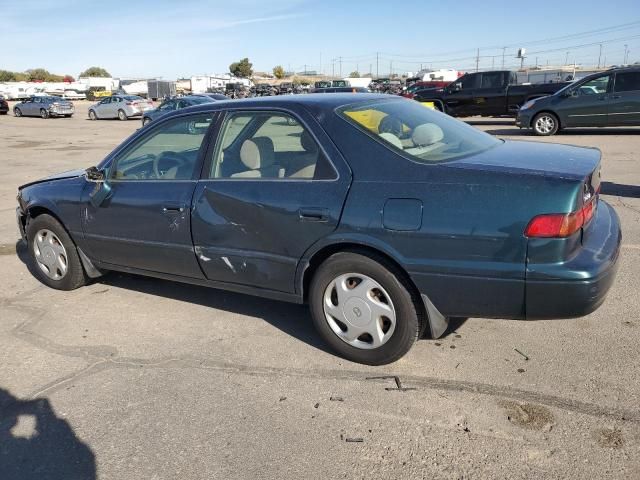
[110,114,213,181]
[338,99,501,163]
[614,72,640,92]
[459,74,478,90]
[210,111,334,180]
[158,100,174,111]
[480,72,503,88]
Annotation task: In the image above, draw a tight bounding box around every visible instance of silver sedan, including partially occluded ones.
[88,95,154,121]
[14,96,74,118]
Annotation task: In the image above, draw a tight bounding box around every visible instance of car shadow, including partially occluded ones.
[601,181,640,199]
[0,388,96,480]
[464,119,514,126]
[14,240,444,353]
[484,127,640,136]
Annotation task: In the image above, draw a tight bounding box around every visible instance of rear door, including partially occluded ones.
[81,112,216,277]
[191,107,352,293]
[560,73,611,127]
[470,71,508,116]
[608,70,640,126]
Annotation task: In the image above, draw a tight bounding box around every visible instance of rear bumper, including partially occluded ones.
[525,200,621,319]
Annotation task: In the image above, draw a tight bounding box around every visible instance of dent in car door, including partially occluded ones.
[191,108,352,293]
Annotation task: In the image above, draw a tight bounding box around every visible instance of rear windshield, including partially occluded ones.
[337,99,501,163]
[123,95,143,101]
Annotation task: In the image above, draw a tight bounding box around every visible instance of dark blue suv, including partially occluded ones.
[16,94,621,364]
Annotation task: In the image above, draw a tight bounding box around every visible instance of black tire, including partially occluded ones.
[64,114,72,118]
[26,214,87,291]
[532,112,559,136]
[142,117,151,126]
[40,109,49,119]
[14,108,22,117]
[0,111,7,115]
[118,109,127,121]
[309,251,422,365]
[89,110,97,120]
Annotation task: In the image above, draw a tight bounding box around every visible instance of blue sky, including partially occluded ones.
[1,0,639,79]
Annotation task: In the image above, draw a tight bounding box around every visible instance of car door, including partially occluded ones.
[81,112,216,277]
[191,107,352,293]
[559,73,611,127]
[608,70,640,126]
[470,71,507,116]
[443,73,479,116]
[96,97,112,117]
[22,98,35,116]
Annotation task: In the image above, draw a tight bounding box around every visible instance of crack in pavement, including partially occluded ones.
[4,292,640,425]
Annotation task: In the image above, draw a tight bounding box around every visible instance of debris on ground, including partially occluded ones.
[514,348,529,360]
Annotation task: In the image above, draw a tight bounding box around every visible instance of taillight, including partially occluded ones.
[525,197,597,238]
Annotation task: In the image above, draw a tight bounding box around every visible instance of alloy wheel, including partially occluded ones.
[323,273,396,349]
[535,115,555,134]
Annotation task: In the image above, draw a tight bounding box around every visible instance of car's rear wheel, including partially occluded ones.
[118,109,127,121]
[309,251,421,365]
[89,109,97,120]
[142,117,151,126]
[40,109,49,119]
[14,108,22,117]
[26,214,87,291]
[532,112,559,136]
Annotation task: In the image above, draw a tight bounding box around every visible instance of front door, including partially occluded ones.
[443,73,479,116]
[609,70,640,126]
[560,73,611,127]
[81,112,216,278]
[191,108,351,293]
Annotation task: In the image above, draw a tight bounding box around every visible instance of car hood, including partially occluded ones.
[447,140,600,180]
[19,168,86,190]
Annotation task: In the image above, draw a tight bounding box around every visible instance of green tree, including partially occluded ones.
[349,71,360,78]
[229,58,253,78]
[0,70,15,81]
[26,68,51,81]
[272,65,285,79]
[13,72,28,81]
[79,66,111,78]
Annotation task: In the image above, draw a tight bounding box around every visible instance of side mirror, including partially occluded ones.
[85,167,111,207]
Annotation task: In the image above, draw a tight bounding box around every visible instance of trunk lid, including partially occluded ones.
[447,140,601,182]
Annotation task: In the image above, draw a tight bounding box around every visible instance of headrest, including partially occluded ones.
[412,123,444,146]
[379,132,403,149]
[240,137,274,170]
[300,130,317,153]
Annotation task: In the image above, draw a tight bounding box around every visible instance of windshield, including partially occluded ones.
[337,99,501,163]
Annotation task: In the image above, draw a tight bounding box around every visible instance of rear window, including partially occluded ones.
[337,99,501,163]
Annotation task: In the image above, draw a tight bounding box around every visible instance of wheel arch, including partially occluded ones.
[298,237,448,338]
[531,109,562,129]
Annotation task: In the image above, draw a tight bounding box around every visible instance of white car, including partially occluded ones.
[62,90,87,100]
[88,95,154,121]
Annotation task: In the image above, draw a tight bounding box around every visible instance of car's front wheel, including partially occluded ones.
[88,110,97,120]
[532,112,559,136]
[309,251,422,365]
[26,214,87,290]
[118,109,127,121]
[14,108,22,117]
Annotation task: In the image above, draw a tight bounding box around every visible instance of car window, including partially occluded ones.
[210,111,335,180]
[99,98,110,104]
[614,71,640,93]
[578,75,610,95]
[110,114,213,181]
[338,99,501,163]
[159,100,174,111]
[480,72,503,88]
[459,73,478,90]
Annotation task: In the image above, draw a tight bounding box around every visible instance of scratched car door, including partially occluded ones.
[81,112,216,277]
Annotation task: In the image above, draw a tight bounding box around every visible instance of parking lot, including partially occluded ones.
[1,101,639,479]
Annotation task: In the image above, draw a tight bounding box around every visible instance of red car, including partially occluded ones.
[401,81,450,98]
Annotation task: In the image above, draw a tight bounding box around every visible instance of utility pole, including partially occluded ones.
[535,57,538,68]
[331,59,335,78]
[475,48,480,72]
[624,44,629,64]
[564,51,569,66]
[502,47,506,69]
[376,52,379,79]
[339,56,342,78]
[597,44,602,68]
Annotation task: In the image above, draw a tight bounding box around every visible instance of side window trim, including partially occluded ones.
[202,108,339,182]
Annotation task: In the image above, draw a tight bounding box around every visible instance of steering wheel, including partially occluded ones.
[153,151,189,179]
[379,115,404,138]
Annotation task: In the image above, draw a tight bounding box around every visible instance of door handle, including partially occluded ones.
[611,95,621,99]
[162,205,186,213]
[299,208,329,222]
